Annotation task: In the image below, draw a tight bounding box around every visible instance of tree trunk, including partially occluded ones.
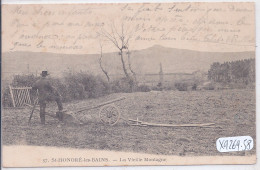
[99,57,110,82]
[120,49,129,78]
[98,45,110,82]
[127,49,136,80]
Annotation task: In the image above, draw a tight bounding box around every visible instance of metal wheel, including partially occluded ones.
[99,104,120,126]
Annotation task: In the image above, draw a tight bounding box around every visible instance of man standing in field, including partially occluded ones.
[32,71,63,125]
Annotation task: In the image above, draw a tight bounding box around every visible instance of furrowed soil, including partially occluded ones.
[2,89,255,156]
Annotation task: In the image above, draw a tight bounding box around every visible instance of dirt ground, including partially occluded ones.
[2,89,256,156]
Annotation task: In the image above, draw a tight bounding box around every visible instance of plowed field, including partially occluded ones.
[2,89,255,156]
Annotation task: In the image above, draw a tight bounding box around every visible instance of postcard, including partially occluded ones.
[1,2,256,167]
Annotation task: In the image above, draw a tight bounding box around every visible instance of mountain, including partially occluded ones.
[131,45,254,73]
[2,45,255,79]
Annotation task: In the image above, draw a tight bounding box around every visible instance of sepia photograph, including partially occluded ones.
[1,2,256,167]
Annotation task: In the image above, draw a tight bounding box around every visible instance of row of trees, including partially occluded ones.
[208,58,255,84]
[2,70,152,107]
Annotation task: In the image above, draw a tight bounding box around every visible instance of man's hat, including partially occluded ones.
[41,71,49,77]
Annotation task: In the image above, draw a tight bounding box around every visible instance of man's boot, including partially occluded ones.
[56,111,64,122]
[56,111,64,128]
[40,103,46,125]
[40,114,45,125]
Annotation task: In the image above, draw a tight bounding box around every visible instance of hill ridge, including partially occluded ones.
[2,45,255,78]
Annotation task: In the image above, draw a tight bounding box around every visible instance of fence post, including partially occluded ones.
[9,85,16,107]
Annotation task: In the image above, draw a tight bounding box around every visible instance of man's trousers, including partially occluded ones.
[39,97,63,124]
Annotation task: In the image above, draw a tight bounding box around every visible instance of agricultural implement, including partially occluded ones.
[26,96,215,128]
[26,97,126,126]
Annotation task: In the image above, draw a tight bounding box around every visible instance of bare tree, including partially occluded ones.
[98,22,134,79]
[98,42,110,82]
